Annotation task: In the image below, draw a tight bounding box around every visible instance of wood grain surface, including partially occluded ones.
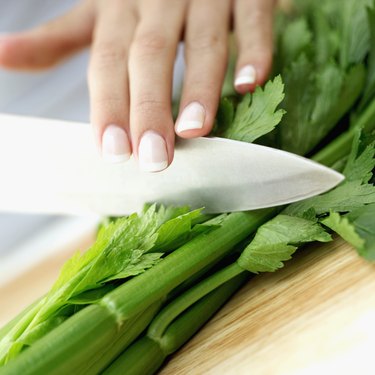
[1,237,374,374]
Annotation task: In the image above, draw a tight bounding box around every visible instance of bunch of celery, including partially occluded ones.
[1,0,375,373]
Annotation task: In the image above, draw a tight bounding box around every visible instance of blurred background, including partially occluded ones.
[0,0,90,286]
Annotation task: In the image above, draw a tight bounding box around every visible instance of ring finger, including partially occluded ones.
[175,0,231,138]
[234,0,274,93]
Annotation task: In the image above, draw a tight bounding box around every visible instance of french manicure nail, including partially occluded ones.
[176,102,205,133]
[138,130,168,172]
[234,65,257,87]
[101,125,131,163]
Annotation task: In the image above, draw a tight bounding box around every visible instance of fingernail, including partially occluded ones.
[234,65,257,87]
[138,130,168,172]
[101,125,131,163]
[176,102,205,133]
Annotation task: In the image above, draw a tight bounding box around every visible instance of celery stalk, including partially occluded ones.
[103,274,247,375]
[147,262,245,341]
[78,302,161,375]
[0,305,117,375]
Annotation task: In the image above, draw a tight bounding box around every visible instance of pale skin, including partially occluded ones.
[0,0,275,172]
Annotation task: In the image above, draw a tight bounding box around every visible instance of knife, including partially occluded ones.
[0,114,344,216]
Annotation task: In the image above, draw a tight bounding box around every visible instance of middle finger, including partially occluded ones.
[129,0,187,172]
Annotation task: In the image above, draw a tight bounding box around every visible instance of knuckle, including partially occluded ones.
[92,95,127,117]
[93,94,123,107]
[92,41,127,68]
[186,32,226,55]
[188,78,218,95]
[134,96,169,116]
[132,31,170,56]
[244,8,266,27]
[239,46,272,63]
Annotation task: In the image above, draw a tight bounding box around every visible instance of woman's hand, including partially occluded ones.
[0,0,275,172]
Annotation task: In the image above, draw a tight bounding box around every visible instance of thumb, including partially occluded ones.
[0,0,95,70]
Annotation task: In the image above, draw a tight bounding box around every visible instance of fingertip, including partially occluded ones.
[175,101,212,138]
[137,130,171,173]
[101,124,132,164]
[235,82,257,94]
[0,33,60,70]
[234,62,272,93]
[234,64,257,93]
[175,127,211,139]
[0,35,21,68]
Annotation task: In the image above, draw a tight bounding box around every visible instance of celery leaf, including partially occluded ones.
[238,215,331,273]
[322,204,375,261]
[285,180,375,217]
[280,18,312,67]
[153,208,204,251]
[336,0,373,69]
[345,204,375,260]
[359,4,375,110]
[280,57,365,155]
[343,132,375,183]
[321,212,365,251]
[285,132,375,216]
[51,206,160,298]
[104,253,164,281]
[221,76,285,143]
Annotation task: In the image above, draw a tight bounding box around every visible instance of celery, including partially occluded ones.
[103,273,248,375]
[0,210,271,374]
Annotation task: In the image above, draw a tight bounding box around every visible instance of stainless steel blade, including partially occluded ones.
[0,114,344,215]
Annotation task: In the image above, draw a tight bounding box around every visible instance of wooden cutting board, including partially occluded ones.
[1,237,374,374]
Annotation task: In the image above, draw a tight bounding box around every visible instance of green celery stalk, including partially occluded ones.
[1,301,161,375]
[77,302,161,375]
[0,305,117,375]
[103,337,164,375]
[0,299,41,341]
[147,262,244,341]
[103,273,247,375]
[100,210,273,320]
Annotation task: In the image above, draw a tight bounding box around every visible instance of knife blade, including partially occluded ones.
[0,114,344,216]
